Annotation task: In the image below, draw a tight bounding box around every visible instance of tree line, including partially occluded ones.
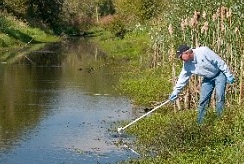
[0,0,115,34]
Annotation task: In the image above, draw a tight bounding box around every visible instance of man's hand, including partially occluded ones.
[169,93,177,102]
[227,75,235,84]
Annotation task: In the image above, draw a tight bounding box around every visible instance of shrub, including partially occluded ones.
[100,15,127,38]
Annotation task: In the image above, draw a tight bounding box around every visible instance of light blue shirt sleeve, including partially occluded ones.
[172,68,192,95]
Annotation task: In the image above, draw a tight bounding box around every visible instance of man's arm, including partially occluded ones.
[172,68,192,95]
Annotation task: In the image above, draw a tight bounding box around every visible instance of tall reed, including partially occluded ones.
[149,4,243,109]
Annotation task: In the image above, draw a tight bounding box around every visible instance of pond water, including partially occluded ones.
[0,38,140,164]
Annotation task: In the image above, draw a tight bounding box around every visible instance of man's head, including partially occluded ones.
[176,44,193,61]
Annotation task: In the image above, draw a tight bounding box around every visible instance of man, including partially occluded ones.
[169,44,235,123]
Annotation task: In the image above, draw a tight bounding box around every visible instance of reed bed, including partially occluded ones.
[149,5,243,109]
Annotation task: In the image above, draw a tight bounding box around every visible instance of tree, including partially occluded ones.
[114,0,170,23]
[27,0,64,32]
[98,0,115,17]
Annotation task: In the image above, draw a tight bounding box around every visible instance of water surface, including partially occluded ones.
[0,39,139,164]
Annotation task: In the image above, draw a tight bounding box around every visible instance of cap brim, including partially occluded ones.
[176,52,182,58]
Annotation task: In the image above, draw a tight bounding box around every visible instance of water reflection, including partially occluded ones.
[0,38,139,163]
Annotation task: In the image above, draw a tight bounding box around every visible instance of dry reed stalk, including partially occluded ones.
[161,42,165,68]
[152,46,157,68]
[168,24,173,36]
[240,54,244,104]
[184,78,191,110]
[180,19,186,41]
[215,8,221,52]
[168,46,178,112]
[184,89,190,109]
[226,8,232,27]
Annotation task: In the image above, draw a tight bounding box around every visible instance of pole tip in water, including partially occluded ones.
[117,127,124,134]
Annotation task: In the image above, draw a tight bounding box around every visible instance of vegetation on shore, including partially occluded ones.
[0,13,60,61]
[0,0,243,163]
[124,105,244,163]
[92,26,244,164]
[90,1,243,162]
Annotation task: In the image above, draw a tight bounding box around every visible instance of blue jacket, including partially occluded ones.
[172,46,233,95]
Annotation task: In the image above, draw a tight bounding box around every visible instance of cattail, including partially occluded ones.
[212,13,217,21]
[201,21,209,34]
[216,7,220,18]
[202,11,207,19]
[201,26,205,34]
[181,19,185,31]
[204,21,209,27]
[190,17,197,27]
[188,11,201,28]
[234,27,240,34]
[193,11,201,21]
[221,6,227,20]
[168,24,173,36]
[226,8,232,18]
[184,18,189,26]
[221,22,225,32]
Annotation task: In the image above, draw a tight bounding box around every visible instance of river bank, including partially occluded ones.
[0,14,60,62]
[91,27,244,163]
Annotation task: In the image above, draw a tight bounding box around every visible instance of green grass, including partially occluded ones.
[118,69,172,105]
[0,33,20,47]
[123,105,244,163]
[90,27,149,60]
[0,14,60,48]
[0,13,60,61]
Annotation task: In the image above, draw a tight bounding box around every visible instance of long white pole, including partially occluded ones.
[118,100,170,133]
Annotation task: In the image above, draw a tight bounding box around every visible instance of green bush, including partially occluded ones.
[101,15,127,38]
